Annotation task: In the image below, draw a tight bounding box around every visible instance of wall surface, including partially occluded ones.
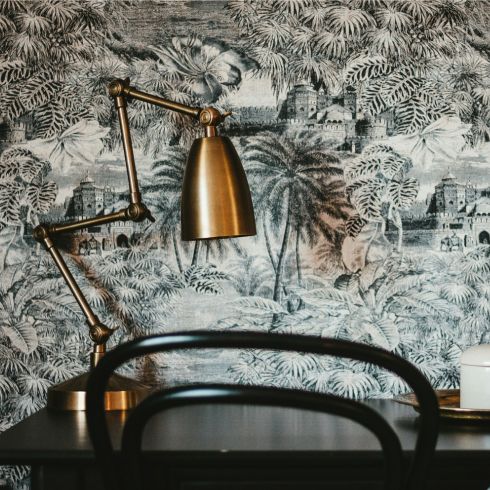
[1,0,490,487]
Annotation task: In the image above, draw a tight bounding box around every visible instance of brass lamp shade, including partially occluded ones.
[181,135,256,240]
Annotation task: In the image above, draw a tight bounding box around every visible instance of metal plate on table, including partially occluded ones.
[394,389,490,422]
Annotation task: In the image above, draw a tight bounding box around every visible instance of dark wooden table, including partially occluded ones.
[0,400,489,490]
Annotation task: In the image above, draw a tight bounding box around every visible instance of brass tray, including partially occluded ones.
[394,389,490,422]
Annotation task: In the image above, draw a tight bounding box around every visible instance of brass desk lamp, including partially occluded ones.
[33,78,256,411]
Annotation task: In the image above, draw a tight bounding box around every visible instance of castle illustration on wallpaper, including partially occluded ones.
[229,81,393,151]
[0,114,34,148]
[38,172,150,255]
[38,165,490,258]
[396,172,490,250]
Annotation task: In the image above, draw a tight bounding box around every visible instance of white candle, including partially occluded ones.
[460,345,490,409]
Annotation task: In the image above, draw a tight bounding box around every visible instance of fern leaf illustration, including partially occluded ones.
[0,59,31,84]
[18,156,45,183]
[387,178,419,208]
[0,181,22,224]
[20,75,60,111]
[345,214,368,237]
[395,96,430,134]
[381,68,423,106]
[231,296,287,315]
[345,55,392,85]
[34,101,67,138]
[360,79,387,115]
[26,181,58,214]
[1,320,38,354]
[351,178,385,220]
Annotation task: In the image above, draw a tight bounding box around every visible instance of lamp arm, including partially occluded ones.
[31,80,174,353]
[108,78,232,136]
[32,79,232,362]
[108,78,201,118]
[33,209,154,351]
[33,226,112,354]
[33,204,156,352]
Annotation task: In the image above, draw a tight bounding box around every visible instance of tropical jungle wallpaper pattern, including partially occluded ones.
[1,0,490,487]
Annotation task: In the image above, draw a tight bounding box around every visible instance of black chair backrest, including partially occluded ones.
[86,331,439,490]
[120,384,403,490]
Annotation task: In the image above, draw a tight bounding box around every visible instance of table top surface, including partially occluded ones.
[1,399,490,465]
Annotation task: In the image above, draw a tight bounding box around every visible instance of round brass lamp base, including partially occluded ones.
[47,372,150,411]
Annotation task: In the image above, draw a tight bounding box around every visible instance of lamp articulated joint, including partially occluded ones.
[199,107,223,126]
[199,107,232,137]
[125,202,155,223]
[199,107,232,126]
[88,320,113,346]
[107,78,130,98]
[33,224,52,244]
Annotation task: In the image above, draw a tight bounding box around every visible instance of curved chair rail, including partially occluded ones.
[86,331,439,490]
[120,384,403,490]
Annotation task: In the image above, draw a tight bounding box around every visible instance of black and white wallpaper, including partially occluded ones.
[1,0,490,487]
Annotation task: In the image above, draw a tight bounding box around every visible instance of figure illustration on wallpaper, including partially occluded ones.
[0,1,489,488]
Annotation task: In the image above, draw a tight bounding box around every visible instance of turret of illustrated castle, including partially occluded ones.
[0,115,34,147]
[343,86,357,117]
[396,172,490,249]
[282,82,365,126]
[355,117,388,140]
[66,172,117,220]
[285,81,320,122]
[428,171,480,214]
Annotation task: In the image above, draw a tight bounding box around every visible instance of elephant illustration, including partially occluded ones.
[440,232,462,252]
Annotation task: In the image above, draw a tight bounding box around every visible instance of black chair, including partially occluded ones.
[86,331,439,490]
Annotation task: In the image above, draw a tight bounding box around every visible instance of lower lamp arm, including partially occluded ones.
[33,226,113,348]
[33,200,156,348]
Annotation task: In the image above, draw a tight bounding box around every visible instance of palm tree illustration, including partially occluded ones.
[203,238,245,264]
[145,190,184,274]
[243,130,348,314]
[157,196,184,273]
[227,254,274,298]
[294,177,350,285]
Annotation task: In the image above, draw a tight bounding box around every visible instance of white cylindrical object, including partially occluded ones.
[460,345,490,409]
